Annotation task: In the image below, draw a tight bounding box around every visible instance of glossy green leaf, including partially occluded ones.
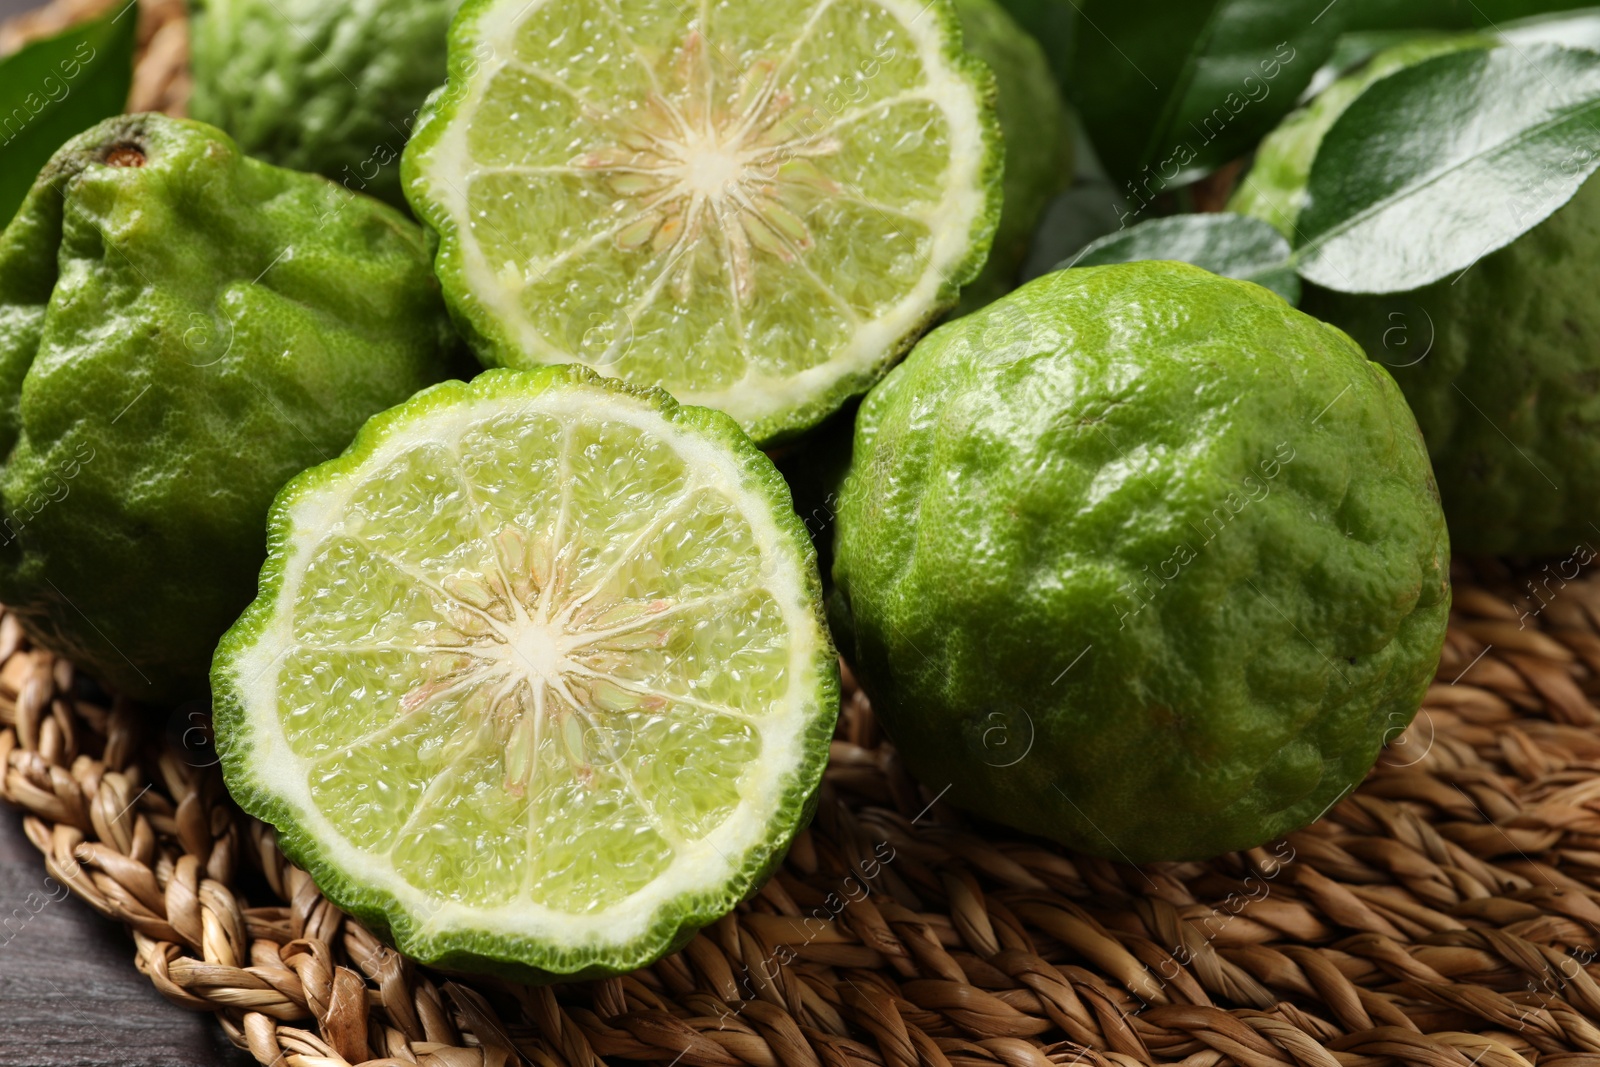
[1007,0,1344,191]
[998,0,1600,195]
[1497,5,1600,49]
[1296,44,1600,293]
[1063,212,1299,303]
[1343,0,1597,31]
[1300,29,1459,101]
[0,4,136,227]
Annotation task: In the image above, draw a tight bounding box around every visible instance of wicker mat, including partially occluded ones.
[1,558,1600,1067]
[9,5,1600,1065]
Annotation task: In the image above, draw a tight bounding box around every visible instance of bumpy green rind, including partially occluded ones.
[1234,35,1600,555]
[1227,34,1492,238]
[0,113,457,704]
[402,0,1005,448]
[952,0,1073,314]
[831,262,1450,862]
[188,0,461,209]
[1303,176,1600,556]
[212,366,840,980]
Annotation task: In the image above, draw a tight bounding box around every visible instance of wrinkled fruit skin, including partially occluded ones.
[189,0,460,209]
[952,0,1072,313]
[0,114,458,704]
[1304,176,1600,556]
[830,263,1450,862]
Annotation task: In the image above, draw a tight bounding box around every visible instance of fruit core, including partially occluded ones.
[411,523,674,796]
[573,30,841,304]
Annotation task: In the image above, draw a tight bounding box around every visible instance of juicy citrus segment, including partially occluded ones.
[826,100,956,210]
[277,646,435,757]
[595,588,795,706]
[466,171,622,267]
[463,68,609,168]
[214,368,837,975]
[305,691,483,852]
[523,760,677,913]
[389,741,534,909]
[405,0,1000,444]
[613,704,763,836]
[777,0,931,112]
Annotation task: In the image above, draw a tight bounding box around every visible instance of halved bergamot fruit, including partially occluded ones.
[402,0,1002,446]
[212,367,839,978]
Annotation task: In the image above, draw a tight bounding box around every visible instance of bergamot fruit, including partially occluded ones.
[0,113,457,704]
[189,0,462,210]
[1234,38,1600,555]
[213,366,838,979]
[951,0,1072,314]
[830,262,1450,862]
[402,0,1002,446]
[1300,182,1600,556]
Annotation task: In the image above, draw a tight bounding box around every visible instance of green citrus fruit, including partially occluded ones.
[830,262,1450,862]
[0,114,457,704]
[213,366,838,978]
[951,0,1073,314]
[1235,37,1600,555]
[402,0,1003,447]
[188,0,462,210]
[1300,179,1600,556]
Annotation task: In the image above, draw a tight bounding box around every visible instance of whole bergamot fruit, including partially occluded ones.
[188,0,462,209]
[0,113,458,704]
[830,262,1450,862]
[1234,37,1600,555]
[1300,180,1600,557]
[953,0,1073,313]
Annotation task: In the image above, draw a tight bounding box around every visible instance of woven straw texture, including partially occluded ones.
[8,3,1600,1065]
[6,548,1600,1067]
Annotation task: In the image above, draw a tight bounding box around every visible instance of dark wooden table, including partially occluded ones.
[0,807,255,1066]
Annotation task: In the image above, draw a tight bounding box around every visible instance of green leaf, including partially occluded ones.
[1343,0,1599,32]
[1062,212,1299,303]
[998,0,1600,195]
[1497,5,1600,49]
[1018,0,1345,192]
[1296,44,1600,293]
[1341,0,1497,30]
[0,4,137,228]
[1300,29,1458,101]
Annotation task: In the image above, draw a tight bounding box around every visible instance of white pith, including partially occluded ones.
[225,387,828,950]
[414,0,992,436]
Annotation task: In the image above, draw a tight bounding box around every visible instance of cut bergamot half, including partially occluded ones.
[212,367,839,978]
[401,0,1002,446]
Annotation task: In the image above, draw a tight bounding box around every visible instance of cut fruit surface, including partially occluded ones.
[402,0,1002,445]
[213,367,838,977]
